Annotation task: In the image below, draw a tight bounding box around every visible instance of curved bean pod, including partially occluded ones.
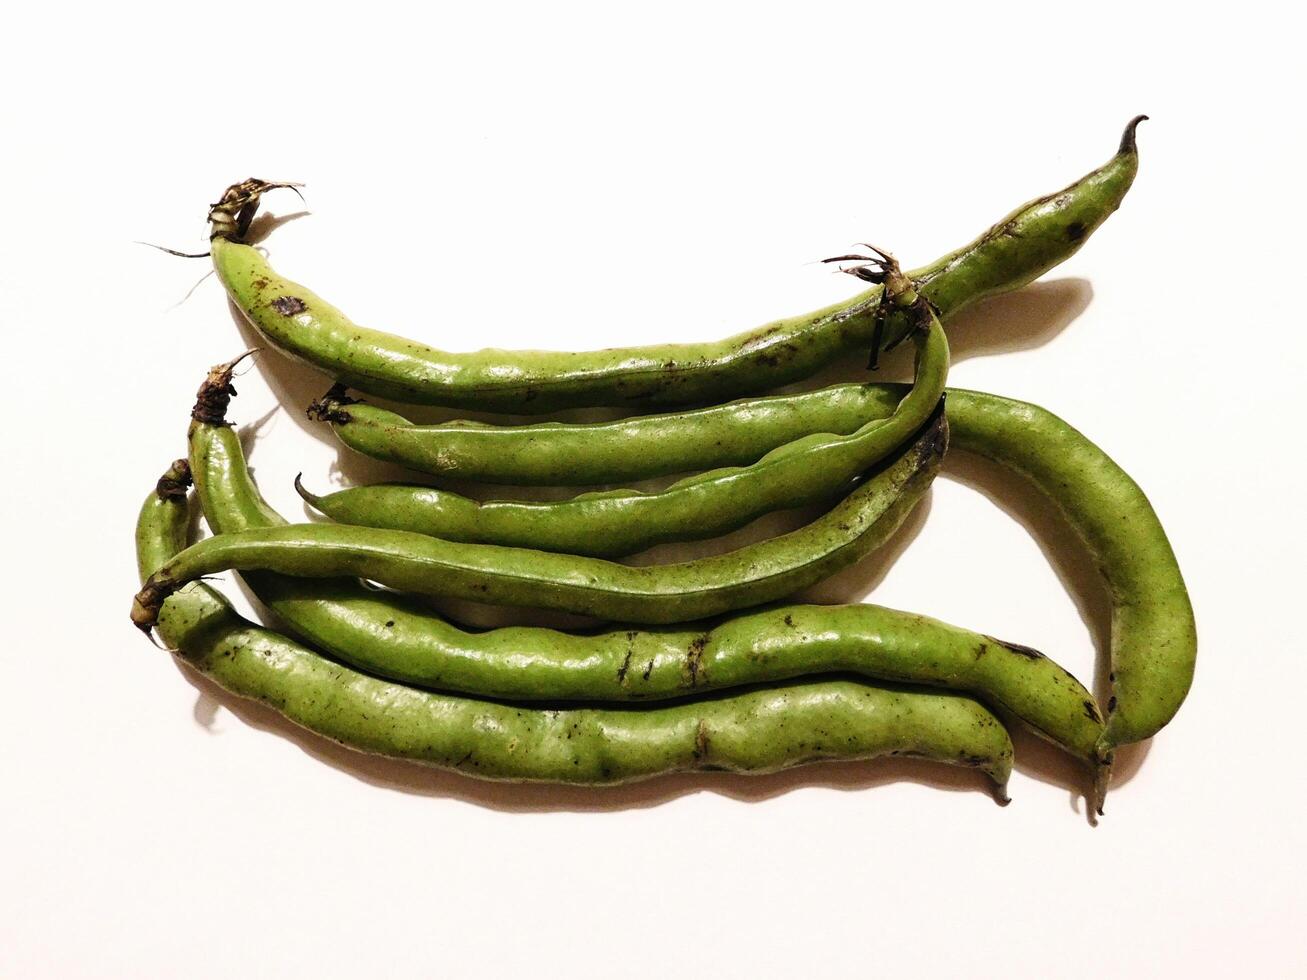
[208,118,1143,412]
[136,463,1015,800]
[306,382,889,487]
[937,389,1195,792]
[182,384,1104,771]
[301,315,947,556]
[565,379,1192,798]
[133,408,944,629]
[305,268,945,488]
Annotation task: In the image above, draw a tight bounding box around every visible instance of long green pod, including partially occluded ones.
[307,383,890,487]
[936,390,1196,789]
[133,410,944,629]
[136,463,1015,799]
[307,380,1195,764]
[606,380,1191,795]
[301,317,948,555]
[183,386,1104,772]
[208,118,1143,412]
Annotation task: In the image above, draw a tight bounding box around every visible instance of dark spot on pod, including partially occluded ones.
[1083,700,1102,723]
[271,296,307,316]
[616,650,633,685]
[1109,671,1116,683]
[986,636,1044,660]
[1107,696,1117,713]
[1066,221,1086,243]
[155,461,193,500]
[974,643,989,660]
[685,635,708,686]
[694,721,709,759]
[252,278,269,290]
[642,660,654,681]
[783,615,795,627]
[385,620,395,628]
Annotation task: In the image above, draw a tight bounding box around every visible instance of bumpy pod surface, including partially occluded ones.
[134,411,945,628]
[210,119,1142,411]
[181,391,1102,766]
[302,316,948,555]
[136,463,1015,797]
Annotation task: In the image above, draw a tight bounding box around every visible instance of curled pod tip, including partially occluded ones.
[293,473,325,509]
[1119,114,1149,154]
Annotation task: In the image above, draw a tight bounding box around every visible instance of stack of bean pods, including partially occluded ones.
[132,117,1195,819]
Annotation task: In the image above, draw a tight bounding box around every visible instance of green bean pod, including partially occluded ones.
[301,377,1194,772]
[572,379,1193,800]
[937,390,1196,792]
[307,384,886,486]
[208,118,1143,412]
[133,409,944,629]
[301,316,948,555]
[177,378,1103,775]
[136,462,1015,799]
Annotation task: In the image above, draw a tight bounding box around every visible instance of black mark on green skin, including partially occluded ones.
[155,366,1109,781]
[135,473,1009,799]
[138,410,946,627]
[302,320,947,555]
[988,637,1044,661]
[207,119,1142,413]
[271,296,307,316]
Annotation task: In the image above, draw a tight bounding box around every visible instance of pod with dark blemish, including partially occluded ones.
[164,368,1105,779]
[300,309,948,556]
[135,461,1015,801]
[206,118,1144,412]
[131,379,946,630]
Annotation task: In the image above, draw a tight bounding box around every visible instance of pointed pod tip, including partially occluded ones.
[1119,114,1149,154]
[293,472,321,507]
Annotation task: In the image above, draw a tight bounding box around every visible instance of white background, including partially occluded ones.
[4,3,1304,977]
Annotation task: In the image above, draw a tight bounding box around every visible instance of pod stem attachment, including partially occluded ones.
[155,459,193,501]
[306,383,358,425]
[192,350,259,426]
[821,244,934,368]
[208,179,305,242]
[131,581,172,635]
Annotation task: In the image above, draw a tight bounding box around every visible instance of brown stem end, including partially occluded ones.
[1119,114,1148,155]
[192,350,259,426]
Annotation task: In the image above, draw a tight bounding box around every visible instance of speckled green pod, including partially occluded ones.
[308,383,891,486]
[181,406,1102,767]
[136,464,1015,798]
[937,390,1196,770]
[303,381,1194,769]
[301,317,948,556]
[209,118,1142,412]
[135,410,944,629]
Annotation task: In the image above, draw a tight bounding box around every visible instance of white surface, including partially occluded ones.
[3,3,1304,977]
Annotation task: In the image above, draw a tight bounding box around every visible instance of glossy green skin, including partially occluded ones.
[693,382,1190,755]
[937,390,1196,757]
[303,319,948,557]
[189,422,1102,761]
[139,414,944,627]
[308,380,1194,754]
[212,121,1140,412]
[317,384,889,486]
[137,470,1015,796]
